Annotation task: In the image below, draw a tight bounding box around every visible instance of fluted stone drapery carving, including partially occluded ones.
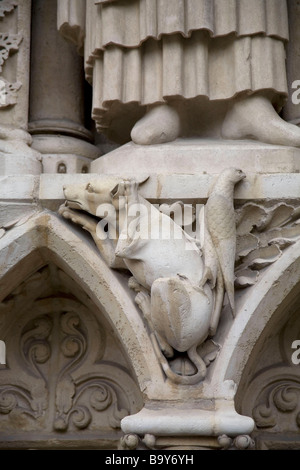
[58,0,293,145]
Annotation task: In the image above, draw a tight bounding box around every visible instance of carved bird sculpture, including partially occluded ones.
[204,168,246,315]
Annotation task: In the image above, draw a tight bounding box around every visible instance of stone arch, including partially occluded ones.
[209,240,300,425]
[0,210,170,448]
[0,210,164,392]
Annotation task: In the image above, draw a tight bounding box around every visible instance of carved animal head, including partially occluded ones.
[63,175,148,216]
[62,177,122,215]
[208,168,246,195]
[220,167,246,184]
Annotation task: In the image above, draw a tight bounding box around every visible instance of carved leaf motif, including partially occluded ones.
[0,33,22,72]
[235,268,259,288]
[236,233,258,258]
[55,377,75,415]
[0,1,18,18]
[235,202,300,287]
[238,245,282,271]
[0,386,41,418]
[236,203,267,236]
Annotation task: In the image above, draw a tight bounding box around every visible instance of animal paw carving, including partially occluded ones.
[135,291,151,318]
[128,276,142,292]
[59,205,97,233]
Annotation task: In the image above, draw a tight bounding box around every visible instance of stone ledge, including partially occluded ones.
[91,138,300,175]
[1,172,300,205]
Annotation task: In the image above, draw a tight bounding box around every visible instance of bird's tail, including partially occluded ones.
[151,334,207,385]
[225,279,235,317]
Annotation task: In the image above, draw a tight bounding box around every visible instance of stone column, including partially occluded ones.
[283,0,300,126]
[0,0,41,175]
[29,0,100,174]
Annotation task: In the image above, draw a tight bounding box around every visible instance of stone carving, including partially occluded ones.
[0,2,22,111]
[253,382,300,430]
[59,1,300,147]
[0,266,141,435]
[0,33,22,73]
[235,202,300,288]
[119,432,255,451]
[238,306,300,449]
[60,168,245,385]
[0,78,21,107]
[0,0,17,18]
[218,434,255,451]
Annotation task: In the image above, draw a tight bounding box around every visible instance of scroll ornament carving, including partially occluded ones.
[59,168,246,385]
[0,272,137,433]
[253,382,300,430]
[0,307,127,430]
[242,311,300,438]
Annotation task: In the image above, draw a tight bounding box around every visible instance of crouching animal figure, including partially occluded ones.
[59,169,245,385]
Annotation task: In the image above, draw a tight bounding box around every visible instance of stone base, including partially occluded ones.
[91,138,300,175]
[32,135,101,174]
[121,403,254,438]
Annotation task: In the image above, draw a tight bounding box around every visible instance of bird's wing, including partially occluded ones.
[206,193,236,243]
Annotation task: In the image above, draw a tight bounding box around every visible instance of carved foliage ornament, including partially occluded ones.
[0,2,22,107]
[0,267,139,434]
[0,33,22,72]
[0,77,21,107]
[235,202,300,288]
[0,301,127,431]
